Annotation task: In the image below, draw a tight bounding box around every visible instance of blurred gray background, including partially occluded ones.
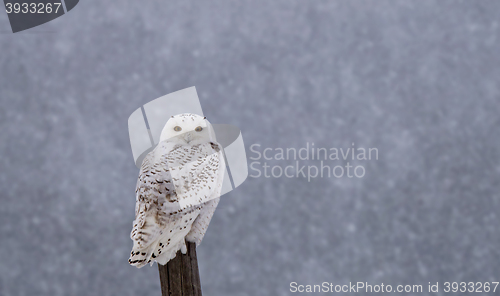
[1,0,500,295]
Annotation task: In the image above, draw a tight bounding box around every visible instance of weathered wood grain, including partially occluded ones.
[158,242,202,296]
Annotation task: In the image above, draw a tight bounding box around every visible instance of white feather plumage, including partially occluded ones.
[129,113,225,268]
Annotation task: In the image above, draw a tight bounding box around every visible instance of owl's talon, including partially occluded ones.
[180,243,187,254]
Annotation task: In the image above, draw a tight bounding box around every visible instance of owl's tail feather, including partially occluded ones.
[128,248,150,268]
[129,230,190,268]
[151,232,189,266]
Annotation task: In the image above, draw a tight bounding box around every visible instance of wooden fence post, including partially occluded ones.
[158,242,202,296]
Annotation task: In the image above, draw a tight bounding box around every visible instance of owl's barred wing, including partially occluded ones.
[129,141,225,268]
[129,143,182,267]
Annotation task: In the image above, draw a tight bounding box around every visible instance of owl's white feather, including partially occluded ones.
[129,113,225,268]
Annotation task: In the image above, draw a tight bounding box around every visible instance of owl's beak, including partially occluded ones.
[183,132,192,143]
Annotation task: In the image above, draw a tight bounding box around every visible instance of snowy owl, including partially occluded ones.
[129,113,225,268]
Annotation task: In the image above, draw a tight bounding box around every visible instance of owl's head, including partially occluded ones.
[159,113,214,144]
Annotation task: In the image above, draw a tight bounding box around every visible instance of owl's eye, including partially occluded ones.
[195,126,203,132]
[173,126,182,132]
